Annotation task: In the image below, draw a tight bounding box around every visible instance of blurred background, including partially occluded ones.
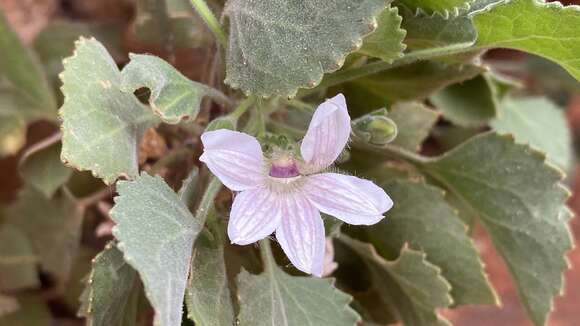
[1,0,580,325]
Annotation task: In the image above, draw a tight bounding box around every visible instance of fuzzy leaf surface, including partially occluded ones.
[424,132,573,326]
[110,173,201,326]
[225,0,386,97]
[359,6,406,63]
[59,37,158,184]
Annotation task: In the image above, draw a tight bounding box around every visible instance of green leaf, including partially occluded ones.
[59,37,159,185]
[397,0,474,17]
[339,61,484,112]
[9,187,81,282]
[388,102,439,151]
[359,6,407,63]
[0,11,55,110]
[369,181,497,305]
[400,6,477,55]
[237,241,360,326]
[81,243,141,326]
[337,236,452,326]
[473,0,580,82]
[121,54,208,124]
[19,141,72,198]
[0,224,40,291]
[491,97,572,171]
[423,132,573,326]
[110,173,202,326]
[431,74,498,127]
[134,0,209,48]
[185,240,235,326]
[224,0,386,97]
[0,295,51,326]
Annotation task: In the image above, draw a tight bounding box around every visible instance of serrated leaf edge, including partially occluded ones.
[399,0,477,19]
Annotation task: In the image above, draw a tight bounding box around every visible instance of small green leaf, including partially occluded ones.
[339,61,484,111]
[185,241,235,326]
[397,0,475,17]
[81,243,141,326]
[224,0,386,97]
[337,236,452,326]
[369,181,497,305]
[424,132,573,326]
[473,0,580,82]
[0,295,51,326]
[19,141,72,198]
[388,102,439,151]
[110,173,202,326]
[431,74,499,127]
[59,37,159,185]
[0,224,40,291]
[121,54,208,124]
[9,187,81,282]
[359,6,407,63]
[0,11,56,110]
[491,97,572,171]
[237,240,360,326]
[134,0,209,48]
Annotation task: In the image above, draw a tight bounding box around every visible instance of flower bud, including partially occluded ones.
[352,109,398,145]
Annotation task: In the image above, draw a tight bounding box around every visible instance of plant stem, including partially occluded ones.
[194,176,222,226]
[190,0,228,48]
[202,86,233,108]
[149,147,193,175]
[259,238,275,273]
[351,135,433,165]
[229,96,256,120]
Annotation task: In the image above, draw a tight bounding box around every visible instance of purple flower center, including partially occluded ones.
[269,157,300,178]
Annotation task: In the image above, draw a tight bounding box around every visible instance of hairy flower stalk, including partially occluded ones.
[200,94,393,276]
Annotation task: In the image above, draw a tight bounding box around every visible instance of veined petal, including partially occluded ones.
[228,187,282,245]
[275,193,325,277]
[200,129,264,191]
[304,173,392,225]
[300,93,351,170]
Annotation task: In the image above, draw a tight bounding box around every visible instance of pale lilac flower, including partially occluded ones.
[200,94,393,276]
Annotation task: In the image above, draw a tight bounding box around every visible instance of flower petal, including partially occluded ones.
[300,93,351,170]
[275,193,325,277]
[228,187,282,245]
[200,129,264,191]
[304,173,393,225]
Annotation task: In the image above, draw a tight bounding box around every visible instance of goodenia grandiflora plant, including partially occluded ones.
[0,0,578,325]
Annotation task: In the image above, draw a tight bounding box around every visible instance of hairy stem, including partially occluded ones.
[259,238,276,273]
[190,0,228,48]
[229,96,256,121]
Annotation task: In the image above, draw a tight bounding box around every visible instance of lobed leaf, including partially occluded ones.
[120,54,208,124]
[337,236,452,325]
[369,181,498,305]
[424,132,573,326]
[359,6,407,63]
[473,0,580,82]
[224,0,386,97]
[491,97,572,171]
[110,173,202,326]
[59,37,159,184]
[396,0,475,17]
